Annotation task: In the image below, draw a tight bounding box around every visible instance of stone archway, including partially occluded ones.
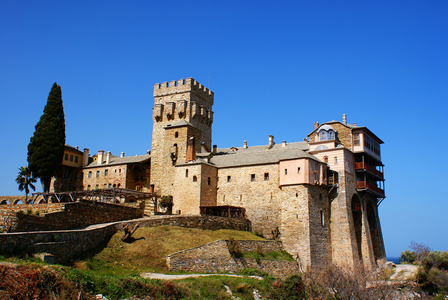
[351,194,362,260]
[13,199,23,205]
[0,200,8,205]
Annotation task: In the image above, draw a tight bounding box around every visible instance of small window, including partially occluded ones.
[113,184,116,188]
[185,169,189,177]
[264,173,269,181]
[88,171,92,178]
[96,171,100,178]
[95,184,99,190]
[323,156,328,164]
[115,169,117,173]
[64,154,68,160]
[103,184,107,189]
[297,167,301,174]
[284,169,288,175]
[69,155,73,162]
[227,176,231,182]
[320,210,325,226]
[119,169,121,173]
[334,157,338,164]
[108,183,111,188]
[104,169,108,176]
[193,176,197,182]
[207,177,211,185]
[117,183,121,188]
[354,133,360,146]
[87,185,91,191]
[175,131,179,138]
[75,156,79,163]
[250,174,255,182]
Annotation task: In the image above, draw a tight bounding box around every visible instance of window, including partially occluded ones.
[69,155,73,162]
[284,169,288,175]
[323,156,328,164]
[207,177,211,185]
[175,131,179,138]
[95,184,99,190]
[117,183,121,188]
[103,184,107,189]
[251,174,255,182]
[320,210,325,226]
[354,133,360,146]
[185,169,189,177]
[64,154,68,160]
[137,186,142,191]
[227,176,231,182]
[334,157,338,164]
[87,185,91,191]
[108,183,111,188]
[298,167,301,173]
[119,169,121,173]
[96,171,100,178]
[264,173,269,181]
[75,156,79,163]
[104,169,108,176]
[193,176,197,182]
[88,171,92,178]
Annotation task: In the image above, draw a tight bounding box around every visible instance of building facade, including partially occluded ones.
[50,77,386,271]
[148,78,386,271]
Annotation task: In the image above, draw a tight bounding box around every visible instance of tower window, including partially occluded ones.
[193,176,197,182]
[250,174,255,182]
[334,157,338,164]
[227,176,231,182]
[264,173,269,181]
[323,156,328,164]
[208,177,211,185]
[185,169,189,177]
[297,167,301,173]
[175,131,179,138]
[284,169,288,175]
[96,171,100,178]
[88,171,92,178]
[104,169,108,176]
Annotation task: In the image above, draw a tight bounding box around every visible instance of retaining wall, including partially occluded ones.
[0,215,251,264]
[167,239,298,278]
[0,200,143,232]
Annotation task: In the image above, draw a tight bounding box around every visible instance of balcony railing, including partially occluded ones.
[356,181,384,196]
[355,162,383,179]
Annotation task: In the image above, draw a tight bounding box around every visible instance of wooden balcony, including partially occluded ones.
[355,162,383,179]
[356,181,385,196]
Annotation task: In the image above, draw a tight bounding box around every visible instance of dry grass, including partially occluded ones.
[86,225,265,274]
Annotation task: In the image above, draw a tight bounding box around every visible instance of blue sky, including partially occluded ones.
[1,1,447,257]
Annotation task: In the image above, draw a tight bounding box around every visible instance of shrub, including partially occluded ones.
[25,209,32,215]
[159,195,173,208]
[400,249,416,264]
[270,274,306,299]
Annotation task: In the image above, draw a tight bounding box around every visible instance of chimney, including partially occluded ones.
[343,114,347,124]
[106,151,111,164]
[83,148,89,167]
[97,150,104,165]
[120,152,125,158]
[314,121,319,130]
[212,145,217,155]
[186,137,196,162]
[75,146,79,150]
[267,135,275,150]
[243,140,247,149]
[282,140,287,147]
[353,122,357,127]
[147,150,150,155]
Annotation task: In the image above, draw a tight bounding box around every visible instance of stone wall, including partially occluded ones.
[0,200,143,232]
[217,163,281,238]
[167,239,298,278]
[0,215,251,264]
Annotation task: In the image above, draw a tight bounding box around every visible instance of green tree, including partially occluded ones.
[15,166,37,203]
[27,83,66,192]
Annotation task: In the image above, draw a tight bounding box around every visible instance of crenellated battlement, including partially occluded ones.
[153,78,214,103]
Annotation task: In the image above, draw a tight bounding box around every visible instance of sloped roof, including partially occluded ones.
[84,154,150,168]
[209,141,319,168]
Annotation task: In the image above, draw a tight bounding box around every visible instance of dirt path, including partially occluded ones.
[140,272,264,280]
[390,264,418,281]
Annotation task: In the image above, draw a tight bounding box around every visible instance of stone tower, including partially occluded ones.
[150,78,214,198]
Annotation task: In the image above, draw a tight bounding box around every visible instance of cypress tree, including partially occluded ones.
[27,83,66,192]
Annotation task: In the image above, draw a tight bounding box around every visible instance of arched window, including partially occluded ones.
[328,130,335,140]
[207,177,211,185]
[185,169,189,177]
[175,131,179,138]
[319,131,328,141]
[193,176,197,182]
[88,171,92,178]
[96,171,100,178]
[323,156,328,163]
